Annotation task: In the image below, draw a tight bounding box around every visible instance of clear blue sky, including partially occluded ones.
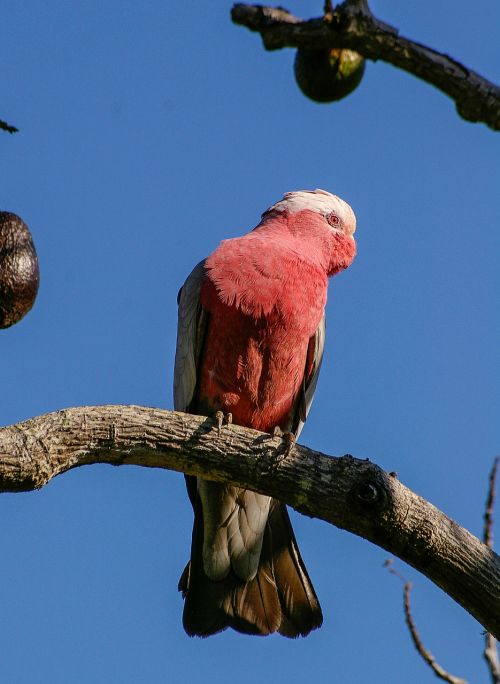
[1,2,499,682]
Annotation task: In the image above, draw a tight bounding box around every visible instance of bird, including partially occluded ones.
[174,189,357,637]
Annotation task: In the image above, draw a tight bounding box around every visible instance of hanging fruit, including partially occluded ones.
[0,212,40,328]
[294,48,365,103]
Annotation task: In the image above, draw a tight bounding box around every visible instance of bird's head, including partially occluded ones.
[264,188,356,238]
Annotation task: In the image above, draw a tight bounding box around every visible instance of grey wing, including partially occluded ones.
[175,261,272,584]
[292,314,326,439]
[173,260,208,412]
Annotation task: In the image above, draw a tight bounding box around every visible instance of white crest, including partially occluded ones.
[266,189,356,235]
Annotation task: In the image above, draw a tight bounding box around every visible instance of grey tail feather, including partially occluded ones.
[179,489,323,638]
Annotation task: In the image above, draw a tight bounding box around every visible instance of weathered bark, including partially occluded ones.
[231,2,500,131]
[1,404,499,638]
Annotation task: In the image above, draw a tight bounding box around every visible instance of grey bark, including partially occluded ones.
[0,404,499,638]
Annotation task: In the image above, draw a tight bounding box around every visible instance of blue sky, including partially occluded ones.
[1,2,499,682]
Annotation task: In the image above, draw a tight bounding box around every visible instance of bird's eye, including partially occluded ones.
[327,213,342,228]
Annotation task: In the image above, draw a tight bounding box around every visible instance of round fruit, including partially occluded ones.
[294,48,365,103]
[0,212,40,328]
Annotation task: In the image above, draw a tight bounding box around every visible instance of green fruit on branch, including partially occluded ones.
[294,48,365,103]
[0,212,40,328]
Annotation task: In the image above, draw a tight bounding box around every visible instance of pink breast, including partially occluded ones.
[196,278,311,432]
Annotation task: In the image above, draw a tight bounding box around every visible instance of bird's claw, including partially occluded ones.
[272,427,296,463]
[214,411,232,437]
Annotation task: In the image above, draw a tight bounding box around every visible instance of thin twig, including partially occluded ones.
[483,458,500,684]
[0,118,19,134]
[384,560,468,684]
[484,457,499,549]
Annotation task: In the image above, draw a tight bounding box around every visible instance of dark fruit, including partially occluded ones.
[0,212,40,328]
[294,48,365,103]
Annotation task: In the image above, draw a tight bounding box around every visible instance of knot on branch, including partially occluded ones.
[350,465,390,514]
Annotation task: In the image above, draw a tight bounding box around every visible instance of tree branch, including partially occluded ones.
[401,580,468,684]
[385,560,468,684]
[484,457,500,684]
[1,405,499,638]
[231,3,500,131]
[0,118,18,134]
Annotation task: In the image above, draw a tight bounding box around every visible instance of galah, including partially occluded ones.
[174,189,357,637]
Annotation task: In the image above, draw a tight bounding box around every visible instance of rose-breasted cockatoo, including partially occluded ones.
[174,189,356,637]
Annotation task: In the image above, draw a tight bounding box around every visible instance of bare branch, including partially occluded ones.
[484,457,499,549]
[484,457,500,684]
[0,405,499,638]
[485,636,500,684]
[402,582,468,684]
[385,560,468,684]
[0,118,18,134]
[231,3,500,131]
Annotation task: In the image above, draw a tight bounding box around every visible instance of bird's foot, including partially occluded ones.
[272,427,296,463]
[214,411,233,437]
